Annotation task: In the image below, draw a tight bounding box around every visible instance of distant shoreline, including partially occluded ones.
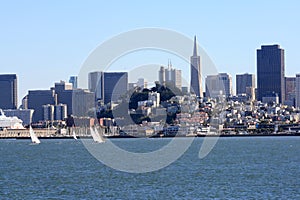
[0,133,299,140]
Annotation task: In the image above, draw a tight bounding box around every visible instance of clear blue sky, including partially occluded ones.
[1,0,299,105]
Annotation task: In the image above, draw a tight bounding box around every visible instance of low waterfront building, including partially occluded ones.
[43,104,54,122]
[54,104,67,121]
[3,109,34,126]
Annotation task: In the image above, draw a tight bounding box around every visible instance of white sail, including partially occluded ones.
[90,126,97,142]
[73,131,78,140]
[30,126,40,144]
[95,127,105,143]
[90,126,105,143]
[274,125,278,133]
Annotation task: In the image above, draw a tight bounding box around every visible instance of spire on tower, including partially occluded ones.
[167,59,173,69]
[190,35,202,97]
[193,35,198,56]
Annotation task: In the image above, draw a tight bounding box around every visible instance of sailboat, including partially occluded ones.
[29,126,40,144]
[90,126,105,143]
[95,127,105,143]
[72,130,78,140]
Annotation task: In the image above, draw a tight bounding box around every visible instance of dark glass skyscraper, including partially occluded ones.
[190,36,202,97]
[54,81,73,116]
[257,45,285,103]
[236,73,255,95]
[0,74,17,109]
[69,76,78,89]
[103,72,128,104]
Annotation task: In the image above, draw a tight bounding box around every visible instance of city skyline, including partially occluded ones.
[1,2,300,198]
[0,41,298,108]
[1,1,300,105]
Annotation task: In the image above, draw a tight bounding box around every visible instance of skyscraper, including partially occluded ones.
[72,89,95,116]
[171,68,182,90]
[205,73,232,98]
[159,66,166,86]
[69,76,78,89]
[205,75,218,98]
[103,72,128,104]
[296,74,300,108]
[55,81,73,92]
[0,74,17,109]
[54,81,72,115]
[190,36,202,97]
[236,73,255,95]
[137,78,147,89]
[158,62,182,90]
[257,45,285,103]
[54,81,95,117]
[285,77,296,106]
[27,90,57,123]
[219,73,232,97]
[88,71,103,100]
[87,71,128,104]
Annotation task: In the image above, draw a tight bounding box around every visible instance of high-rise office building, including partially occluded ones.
[158,63,182,90]
[54,81,95,117]
[72,89,95,116]
[54,81,73,116]
[87,71,128,104]
[205,73,232,98]
[296,74,300,108]
[190,36,202,97]
[69,76,78,89]
[55,81,72,92]
[137,78,147,89]
[257,45,285,103]
[218,73,232,97]
[128,83,137,91]
[181,86,188,94]
[103,72,128,104]
[159,66,166,86]
[21,96,28,109]
[285,77,296,106]
[205,75,218,98]
[0,74,17,109]
[171,68,182,90]
[236,73,255,95]
[27,90,57,123]
[88,71,103,100]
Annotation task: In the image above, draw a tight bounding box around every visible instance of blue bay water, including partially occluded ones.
[0,137,299,199]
